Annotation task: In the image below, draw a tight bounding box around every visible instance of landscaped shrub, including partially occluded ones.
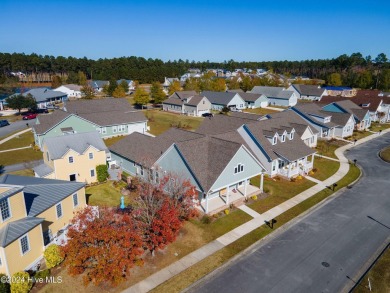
[34,269,50,280]
[96,165,109,182]
[224,209,230,215]
[43,244,64,269]
[200,215,211,224]
[10,271,32,293]
[0,273,10,293]
[263,187,270,194]
[251,195,258,200]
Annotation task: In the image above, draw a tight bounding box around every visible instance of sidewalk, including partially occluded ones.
[124,129,390,293]
[0,146,31,153]
[0,128,31,145]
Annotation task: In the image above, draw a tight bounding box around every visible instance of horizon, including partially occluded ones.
[1,0,389,62]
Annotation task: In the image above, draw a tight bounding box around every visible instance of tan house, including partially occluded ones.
[34,132,109,183]
[0,175,85,276]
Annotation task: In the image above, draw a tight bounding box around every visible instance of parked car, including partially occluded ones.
[202,113,214,117]
[46,105,60,109]
[0,120,10,127]
[22,113,38,120]
[31,108,49,114]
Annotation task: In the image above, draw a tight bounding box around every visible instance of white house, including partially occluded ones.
[54,84,82,99]
[288,84,328,101]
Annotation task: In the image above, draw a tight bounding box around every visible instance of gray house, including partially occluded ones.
[109,127,265,214]
[236,92,269,108]
[162,91,211,116]
[288,84,328,101]
[8,88,68,109]
[249,86,297,107]
[201,91,246,111]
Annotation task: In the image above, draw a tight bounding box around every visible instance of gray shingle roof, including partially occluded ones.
[65,98,134,114]
[0,217,44,247]
[33,110,71,135]
[185,95,206,106]
[249,86,294,100]
[33,163,54,177]
[0,175,85,217]
[228,112,263,121]
[163,97,183,106]
[80,110,147,126]
[238,92,268,103]
[267,110,319,135]
[16,88,67,102]
[292,84,326,97]
[201,91,241,106]
[293,103,339,128]
[43,131,107,159]
[196,114,255,135]
[59,84,82,91]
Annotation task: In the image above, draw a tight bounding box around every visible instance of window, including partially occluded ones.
[155,170,159,182]
[113,126,117,133]
[73,193,78,207]
[281,134,286,142]
[88,152,93,159]
[0,199,11,222]
[272,136,277,145]
[234,164,244,174]
[140,166,144,176]
[0,256,2,266]
[96,127,101,133]
[118,125,126,132]
[90,169,95,177]
[20,235,30,255]
[102,127,107,134]
[68,156,74,163]
[56,203,63,218]
[290,132,294,140]
[46,152,50,161]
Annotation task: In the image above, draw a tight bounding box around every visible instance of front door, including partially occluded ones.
[69,174,76,181]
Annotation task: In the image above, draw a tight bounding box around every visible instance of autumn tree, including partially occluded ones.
[106,78,118,96]
[184,77,200,92]
[81,84,95,99]
[327,73,342,86]
[119,79,129,93]
[61,206,144,286]
[112,86,126,98]
[168,80,181,95]
[227,77,240,90]
[211,78,226,92]
[133,87,150,108]
[5,94,36,113]
[77,71,87,86]
[51,75,62,88]
[150,82,166,104]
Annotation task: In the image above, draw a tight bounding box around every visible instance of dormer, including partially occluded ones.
[323,116,331,123]
[272,133,278,145]
[289,128,295,140]
[280,130,287,142]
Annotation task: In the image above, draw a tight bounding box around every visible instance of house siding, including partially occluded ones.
[268,98,290,107]
[5,192,27,223]
[110,152,138,175]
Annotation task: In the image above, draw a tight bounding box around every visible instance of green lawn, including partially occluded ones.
[86,181,131,207]
[6,169,35,176]
[311,157,340,181]
[248,175,316,214]
[0,131,34,151]
[370,122,390,132]
[243,108,279,115]
[379,146,390,163]
[315,139,348,159]
[153,164,361,293]
[103,135,127,147]
[144,110,203,136]
[345,130,373,141]
[354,246,390,293]
[0,148,42,166]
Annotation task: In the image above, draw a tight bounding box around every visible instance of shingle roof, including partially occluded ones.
[88,80,109,89]
[318,98,368,121]
[33,110,71,135]
[174,91,197,100]
[228,112,263,121]
[238,92,268,102]
[17,88,67,102]
[292,84,326,97]
[185,95,206,106]
[65,98,134,114]
[163,96,183,106]
[196,114,257,135]
[78,110,147,126]
[267,110,319,135]
[0,217,44,247]
[33,163,54,177]
[201,91,241,105]
[43,131,107,159]
[175,136,242,192]
[0,175,85,217]
[227,89,244,93]
[293,103,339,127]
[249,86,294,100]
[350,96,382,112]
[60,84,82,91]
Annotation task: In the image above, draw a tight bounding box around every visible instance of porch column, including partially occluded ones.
[244,179,248,198]
[288,163,292,178]
[205,193,209,214]
[226,185,230,205]
[311,153,314,162]
[260,173,264,193]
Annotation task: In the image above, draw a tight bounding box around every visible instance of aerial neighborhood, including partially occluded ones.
[0,51,389,293]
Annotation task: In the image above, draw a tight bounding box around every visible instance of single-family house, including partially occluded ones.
[196,115,316,179]
[318,97,371,130]
[32,98,148,149]
[201,91,246,111]
[288,84,328,101]
[249,86,297,107]
[8,88,68,109]
[292,103,355,139]
[162,77,180,94]
[54,84,83,99]
[109,128,265,214]
[162,91,211,116]
[34,132,109,183]
[88,80,109,92]
[0,175,85,276]
[117,79,135,91]
[236,92,269,108]
[349,94,385,122]
[322,86,356,97]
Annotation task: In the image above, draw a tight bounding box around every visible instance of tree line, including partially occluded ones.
[0,52,389,89]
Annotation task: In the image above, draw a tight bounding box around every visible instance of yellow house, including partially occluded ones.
[0,175,85,276]
[33,131,109,184]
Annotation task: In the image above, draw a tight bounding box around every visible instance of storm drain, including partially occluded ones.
[321,262,330,268]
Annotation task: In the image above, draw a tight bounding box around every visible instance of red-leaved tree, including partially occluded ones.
[61,206,144,286]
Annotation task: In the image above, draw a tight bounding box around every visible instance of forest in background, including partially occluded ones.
[0,52,389,90]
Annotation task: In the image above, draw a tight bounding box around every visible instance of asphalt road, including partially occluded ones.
[0,118,35,137]
[190,133,390,293]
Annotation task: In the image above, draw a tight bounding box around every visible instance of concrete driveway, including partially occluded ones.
[190,133,390,293]
[0,119,35,137]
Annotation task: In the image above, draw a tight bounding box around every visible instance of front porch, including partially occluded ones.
[277,154,314,178]
[197,181,262,215]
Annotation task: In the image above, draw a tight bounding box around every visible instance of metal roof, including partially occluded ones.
[0,217,44,247]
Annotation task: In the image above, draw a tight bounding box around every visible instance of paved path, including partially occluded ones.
[305,175,326,185]
[0,128,31,144]
[0,119,35,138]
[264,106,285,112]
[238,205,261,218]
[314,153,340,162]
[2,160,43,173]
[190,132,390,293]
[0,146,31,153]
[123,129,390,293]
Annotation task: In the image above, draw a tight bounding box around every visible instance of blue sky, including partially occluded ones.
[1,0,389,62]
